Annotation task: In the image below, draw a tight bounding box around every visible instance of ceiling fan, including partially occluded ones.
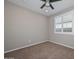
[40,0,61,10]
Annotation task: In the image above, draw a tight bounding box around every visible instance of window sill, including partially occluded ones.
[54,32,74,35]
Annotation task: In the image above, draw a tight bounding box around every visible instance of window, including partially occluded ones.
[54,10,73,34]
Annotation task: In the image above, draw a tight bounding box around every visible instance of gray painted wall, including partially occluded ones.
[4,1,49,51]
[49,10,74,48]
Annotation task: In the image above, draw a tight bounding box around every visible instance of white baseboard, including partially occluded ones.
[4,40,74,53]
[4,40,48,53]
[49,40,74,49]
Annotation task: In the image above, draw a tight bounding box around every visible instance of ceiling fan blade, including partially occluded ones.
[49,0,61,2]
[40,3,46,9]
[41,0,46,2]
[50,4,54,9]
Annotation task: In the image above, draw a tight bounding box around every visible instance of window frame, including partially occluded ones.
[54,15,74,35]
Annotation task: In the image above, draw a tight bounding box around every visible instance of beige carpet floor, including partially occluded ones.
[5,41,74,59]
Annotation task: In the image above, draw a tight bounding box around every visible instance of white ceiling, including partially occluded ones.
[7,0,74,16]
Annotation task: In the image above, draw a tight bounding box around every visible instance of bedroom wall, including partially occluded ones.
[4,0,74,53]
[4,1,49,52]
[49,9,74,48]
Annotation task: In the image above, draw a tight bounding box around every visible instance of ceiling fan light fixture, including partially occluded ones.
[45,9,49,12]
